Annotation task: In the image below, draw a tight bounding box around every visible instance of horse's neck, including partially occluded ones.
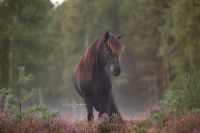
[94,63,105,76]
[92,62,106,78]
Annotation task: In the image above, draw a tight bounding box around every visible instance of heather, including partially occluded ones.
[0,109,200,133]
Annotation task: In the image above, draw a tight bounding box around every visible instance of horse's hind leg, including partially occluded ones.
[84,97,94,121]
[98,98,106,118]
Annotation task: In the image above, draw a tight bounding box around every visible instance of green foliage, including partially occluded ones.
[161,72,200,115]
[0,67,35,122]
[0,67,59,122]
[153,111,165,122]
[0,0,54,93]
[17,67,33,85]
[141,119,152,128]
[158,0,200,116]
[159,0,200,74]
[133,124,146,133]
[28,104,59,119]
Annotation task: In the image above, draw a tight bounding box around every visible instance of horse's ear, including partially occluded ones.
[105,31,109,40]
[118,34,122,39]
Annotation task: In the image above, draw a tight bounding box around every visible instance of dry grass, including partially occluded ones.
[0,110,200,133]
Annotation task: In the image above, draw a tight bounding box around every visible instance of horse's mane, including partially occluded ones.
[75,33,122,79]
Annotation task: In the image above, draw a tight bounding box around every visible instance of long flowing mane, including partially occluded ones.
[75,33,122,80]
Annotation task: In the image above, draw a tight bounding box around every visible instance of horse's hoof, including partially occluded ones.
[87,115,94,121]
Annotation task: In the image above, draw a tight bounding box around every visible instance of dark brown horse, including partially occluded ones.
[73,31,123,121]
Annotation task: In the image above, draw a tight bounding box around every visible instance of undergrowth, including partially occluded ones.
[0,110,199,133]
[0,69,200,133]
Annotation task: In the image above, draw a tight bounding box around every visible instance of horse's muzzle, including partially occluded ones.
[113,67,120,76]
[109,64,121,76]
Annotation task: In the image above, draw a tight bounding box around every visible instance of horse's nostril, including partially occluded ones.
[114,69,118,74]
[114,69,116,73]
[113,68,120,76]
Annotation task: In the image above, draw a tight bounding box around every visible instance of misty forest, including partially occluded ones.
[0,0,200,132]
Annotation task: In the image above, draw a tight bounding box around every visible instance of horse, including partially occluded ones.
[73,31,123,121]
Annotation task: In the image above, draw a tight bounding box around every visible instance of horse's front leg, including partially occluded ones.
[107,92,112,118]
[84,97,94,121]
[98,90,111,118]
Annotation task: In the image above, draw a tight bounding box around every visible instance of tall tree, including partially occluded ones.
[0,0,53,89]
[159,0,200,74]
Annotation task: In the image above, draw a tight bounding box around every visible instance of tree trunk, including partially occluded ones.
[0,39,10,89]
[0,38,14,112]
[8,37,13,88]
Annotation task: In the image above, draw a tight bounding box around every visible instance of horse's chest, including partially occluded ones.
[83,79,111,97]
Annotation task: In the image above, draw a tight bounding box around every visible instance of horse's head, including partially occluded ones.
[101,31,123,76]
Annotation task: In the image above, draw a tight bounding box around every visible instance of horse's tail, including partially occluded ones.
[72,71,83,97]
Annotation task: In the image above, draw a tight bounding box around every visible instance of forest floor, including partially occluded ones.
[0,107,200,133]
